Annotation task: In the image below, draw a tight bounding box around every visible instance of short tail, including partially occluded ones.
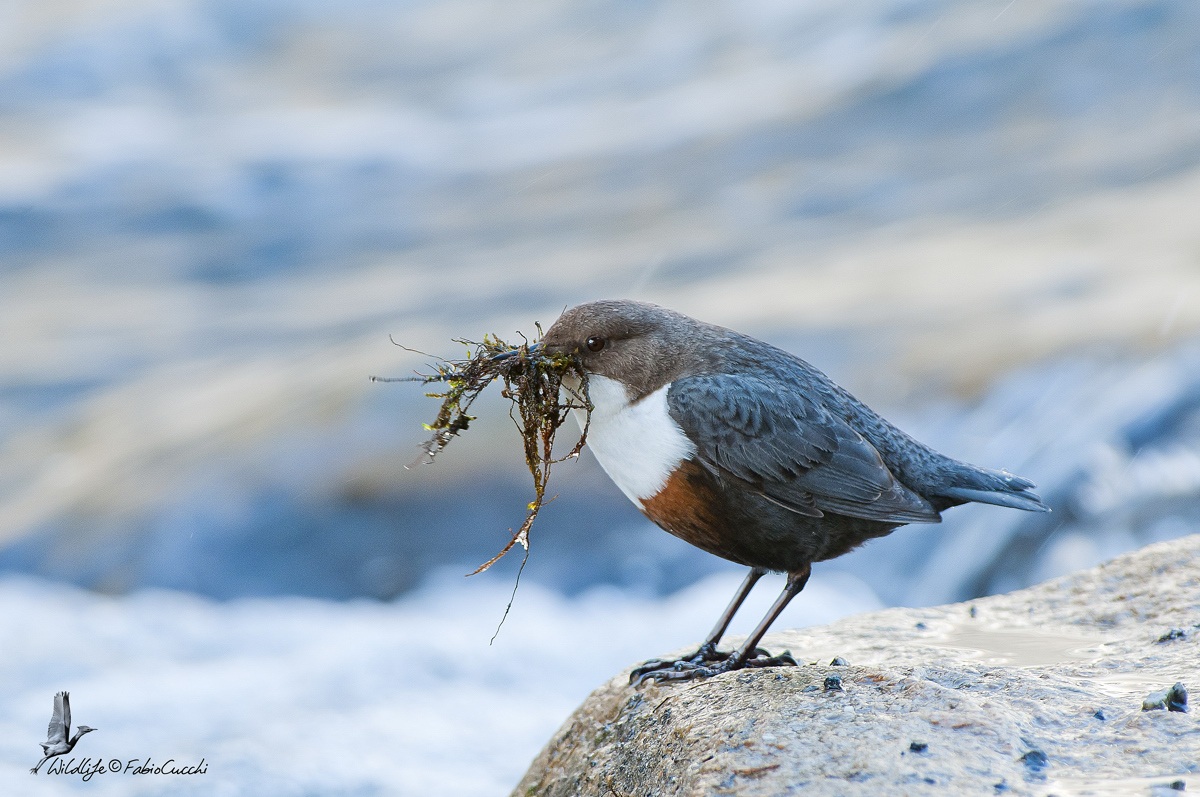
[936,469,1050,513]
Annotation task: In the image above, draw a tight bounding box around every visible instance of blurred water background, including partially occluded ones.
[3,0,1200,793]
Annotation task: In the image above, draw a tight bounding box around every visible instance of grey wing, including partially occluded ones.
[47,692,68,743]
[667,374,940,523]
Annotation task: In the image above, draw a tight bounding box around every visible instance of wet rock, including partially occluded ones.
[514,537,1200,797]
[830,657,848,666]
[823,674,844,692]
[1020,748,1049,773]
[1143,683,1189,713]
[1158,628,1189,643]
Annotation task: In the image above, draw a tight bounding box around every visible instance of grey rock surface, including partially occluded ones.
[514,536,1200,796]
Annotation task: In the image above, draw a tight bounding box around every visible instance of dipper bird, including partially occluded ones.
[31,691,96,774]
[538,300,1047,683]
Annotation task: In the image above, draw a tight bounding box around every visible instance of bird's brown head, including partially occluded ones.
[541,300,704,399]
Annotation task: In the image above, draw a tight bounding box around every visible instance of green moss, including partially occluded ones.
[374,327,590,577]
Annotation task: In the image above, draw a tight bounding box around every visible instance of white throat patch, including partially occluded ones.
[569,374,695,507]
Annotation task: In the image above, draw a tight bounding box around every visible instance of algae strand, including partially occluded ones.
[373,329,590,578]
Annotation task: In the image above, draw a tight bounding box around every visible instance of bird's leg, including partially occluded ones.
[720,564,810,670]
[629,567,767,684]
[30,755,50,775]
[638,564,811,684]
[694,566,769,661]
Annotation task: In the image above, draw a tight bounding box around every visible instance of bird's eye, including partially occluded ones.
[586,336,606,352]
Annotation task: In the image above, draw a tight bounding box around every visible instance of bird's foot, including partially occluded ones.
[628,642,762,684]
[631,648,797,685]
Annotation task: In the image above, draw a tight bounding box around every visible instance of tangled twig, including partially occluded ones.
[372,327,590,597]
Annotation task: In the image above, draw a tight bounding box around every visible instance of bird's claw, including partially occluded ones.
[628,654,704,683]
[630,648,798,685]
[627,643,740,683]
[749,649,799,669]
[639,659,726,683]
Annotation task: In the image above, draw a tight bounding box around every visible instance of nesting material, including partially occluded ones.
[375,332,590,575]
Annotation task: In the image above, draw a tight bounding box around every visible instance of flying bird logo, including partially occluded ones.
[30,692,97,774]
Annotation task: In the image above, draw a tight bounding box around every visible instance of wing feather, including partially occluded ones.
[667,374,939,524]
[46,692,68,744]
